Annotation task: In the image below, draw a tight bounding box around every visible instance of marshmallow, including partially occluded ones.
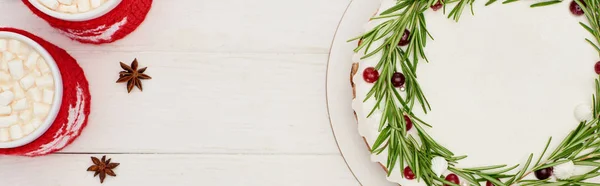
[31,118,42,128]
[31,69,42,77]
[20,110,32,122]
[22,124,34,135]
[33,102,50,116]
[8,59,24,79]
[39,0,60,10]
[9,124,22,139]
[91,0,104,8]
[59,5,79,13]
[25,52,39,69]
[0,91,14,106]
[0,71,10,82]
[2,51,14,63]
[77,0,91,12]
[0,115,18,127]
[0,106,11,115]
[0,128,8,142]
[12,98,28,111]
[58,0,74,5]
[20,75,35,90]
[12,82,25,99]
[43,89,54,104]
[0,39,6,51]
[27,88,42,102]
[7,40,21,54]
[18,45,30,57]
[37,58,50,73]
[35,75,54,88]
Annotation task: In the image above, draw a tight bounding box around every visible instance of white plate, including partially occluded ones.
[327,0,599,185]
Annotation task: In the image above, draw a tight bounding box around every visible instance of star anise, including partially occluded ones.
[116,58,152,93]
[87,155,120,183]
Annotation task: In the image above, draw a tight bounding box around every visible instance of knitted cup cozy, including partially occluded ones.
[22,0,153,44]
[0,28,91,156]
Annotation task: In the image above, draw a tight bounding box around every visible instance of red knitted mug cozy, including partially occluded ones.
[22,0,153,44]
[0,28,91,157]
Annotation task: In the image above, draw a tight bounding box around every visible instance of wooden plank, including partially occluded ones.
[0,154,359,186]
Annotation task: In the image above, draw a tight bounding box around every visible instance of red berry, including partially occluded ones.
[534,167,553,180]
[363,67,379,83]
[392,72,406,88]
[570,0,585,16]
[398,30,410,46]
[403,166,415,180]
[404,115,413,131]
[486,181,494,186]
[431,0,443,11]
[595,61,600,74]
[444,174,460,186]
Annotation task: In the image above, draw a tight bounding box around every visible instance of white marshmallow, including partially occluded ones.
[0,91,14,106]
[37,58,50,73]
[0,39,7,51]
[39,0,60,10]
[7,59,24,79]
[12,98,28,111]
[27,88,42,102]
[59,5,78,13]
[77,0,91,12]
[31,118,42,128]
[18,45,30,57]
[7,40,21,54]
[0,71,10,82]
[90,0,104,8]
[0,128,8,142]
[43,89,54,104]
[22,124,34,135]
[9,124,22,139]
[2,51,14,63]
[58,0,74,5]
[33,102,50,116]
[35,75,54,88]
[20,110,32,122]
[12,82,25,99]
[0,106,11,115]
[0,115,18,127]
[31,69,42,77]
[25,52,40,69]
[20,75,35,90]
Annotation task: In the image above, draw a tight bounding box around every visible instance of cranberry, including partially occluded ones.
[444,174,460,186]
[404,115,413,131]
[534,167,553,180]
[486,181,494,186]
[392,72,406,88]
[398,29,411,46]
[570,0,585,16]
[363,67,379,83]
[431,0,443,11]
[594,61,600,74]
[403,166,415,180]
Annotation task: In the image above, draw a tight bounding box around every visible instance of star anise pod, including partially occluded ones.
[116,58,152,93]
[87,155,119,183]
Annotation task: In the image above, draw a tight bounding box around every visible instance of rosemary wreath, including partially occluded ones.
[349,0,600,185]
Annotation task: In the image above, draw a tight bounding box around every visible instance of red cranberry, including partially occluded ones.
[534,167,553,180]
[431,0,443,11]
[594,61,600,74]
[570,0,585,16]
[486,181,494,186]
[404,115,413,131]
[403,166,415,180]
[444,174,460,186]
[392,72,406,88]
[363,67,379,83]
[398,30,410,46]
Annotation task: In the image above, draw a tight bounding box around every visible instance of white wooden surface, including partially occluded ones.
[0,0,359,185]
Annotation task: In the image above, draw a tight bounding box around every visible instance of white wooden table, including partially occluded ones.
[0,0,360,185]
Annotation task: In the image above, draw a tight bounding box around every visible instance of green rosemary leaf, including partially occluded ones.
[535,159,570,171]
[586,39,600,54]
[534,137,552,167]
[463,164,507,171]
[449,168,480,186]
[485,0,498,5]
[530,0,562,7]
[574,160,600,167]
[502,0,520,4]
[484,164,520,175]
[512,154,533,185]
[478,173,507,186]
